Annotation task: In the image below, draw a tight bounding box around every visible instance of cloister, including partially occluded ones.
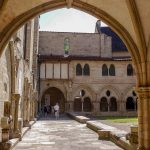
[0,0,150,149]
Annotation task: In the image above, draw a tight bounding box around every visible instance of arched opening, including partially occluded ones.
[127,64,133,76]
[74,97,82,112]
[0,0,140,70]
[76,64,82,76]
[100,97,108,112]
[83,97,92,112]
[109,97,117,111]
[83,64,90,76]
[41,87,65,113]
[0,1,148,149]
[109,64,115,76]
[126,97,135,111]
[64,37,70,55]
[102,64,108,76]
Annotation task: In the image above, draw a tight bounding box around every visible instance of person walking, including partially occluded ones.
[54,103,60,120]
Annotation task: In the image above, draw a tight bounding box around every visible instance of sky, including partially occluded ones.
[39,8,107,33]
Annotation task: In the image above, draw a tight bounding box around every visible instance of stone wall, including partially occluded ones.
[39,31,112,57]
[39,59,136,116]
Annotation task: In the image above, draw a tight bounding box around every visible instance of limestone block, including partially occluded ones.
[129,125,138,144]
[1,117,9,129]
[2,129,9,142]
[129,133,138,144]
[4,101,11,117]
[131,125,138,133]
[98,130,110,140]
[18,118,23,133]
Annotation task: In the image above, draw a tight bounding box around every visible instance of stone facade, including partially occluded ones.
[38,30,137,116]
[0,18,39,149]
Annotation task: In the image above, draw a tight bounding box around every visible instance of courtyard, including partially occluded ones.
[13,116,122,150]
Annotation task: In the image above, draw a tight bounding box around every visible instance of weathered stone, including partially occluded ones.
[98,130,110,140]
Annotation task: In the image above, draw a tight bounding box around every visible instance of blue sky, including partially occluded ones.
[39,8,106,33]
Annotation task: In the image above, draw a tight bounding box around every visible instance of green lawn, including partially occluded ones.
[95,116,138,123]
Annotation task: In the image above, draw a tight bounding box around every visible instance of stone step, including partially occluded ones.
[66,112,90,123]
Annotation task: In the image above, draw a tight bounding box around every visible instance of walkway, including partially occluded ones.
[13,116,122,150]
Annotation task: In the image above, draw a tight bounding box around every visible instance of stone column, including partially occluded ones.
[23,99,30,127]
[69,101,74,112]
[136,87,150,150]
[30,101,35,121]
[92,101,99,115]
[11,93,21,138]
[67,101,74,112]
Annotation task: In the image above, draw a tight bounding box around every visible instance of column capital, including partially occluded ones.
[135,87,150,93]
[135,87,150,100]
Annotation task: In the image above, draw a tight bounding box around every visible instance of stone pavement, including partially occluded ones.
[13,116,122,150]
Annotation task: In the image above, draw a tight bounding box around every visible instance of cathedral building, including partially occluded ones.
[38,21,137,116]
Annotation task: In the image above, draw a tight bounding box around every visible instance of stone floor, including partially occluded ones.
[13,116,122,150]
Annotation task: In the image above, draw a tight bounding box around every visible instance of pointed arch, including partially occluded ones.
[76,64,82,76]
[109,64,115,76]
[127,64,133,76]
[126,97,135,111]
[83,64,90,76]
[102,64,108,76]
[109,97,117,111]
[100,97,108,112]
[83,97,92,112]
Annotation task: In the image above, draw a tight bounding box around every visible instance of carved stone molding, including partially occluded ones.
[135,87,150,100]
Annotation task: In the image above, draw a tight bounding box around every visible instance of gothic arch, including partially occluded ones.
[0,0,142,86]
[41,87,66,113]
[76,63,82,76]
[73,85,95,101]
[40,84,67,102]
[127,64,134,76]
[122,86,136,103]
[83,64,90,76]
[102,64,108,76]
[98,85,121,101]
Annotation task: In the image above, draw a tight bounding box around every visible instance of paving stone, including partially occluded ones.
[13,116,122,150]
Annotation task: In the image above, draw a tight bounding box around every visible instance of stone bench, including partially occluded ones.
[86,121,116,132]
[86,121,136,150]
[66,112,90,123]
[98,130,110,140]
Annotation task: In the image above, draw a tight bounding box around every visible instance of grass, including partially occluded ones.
[95,116,138,123]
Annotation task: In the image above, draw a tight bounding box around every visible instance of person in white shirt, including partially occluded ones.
[54,103,60,120]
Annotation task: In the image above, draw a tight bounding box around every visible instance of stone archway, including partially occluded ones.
[0,0,141,75]
[74,97,82,112]
[41,87,66,113]
[83,97,92,112]
[0,0,150,149]
[126,97,136,111]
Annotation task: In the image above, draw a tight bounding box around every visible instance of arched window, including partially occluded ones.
[83,97,92,112]
[126,97,135,111]
[76,64,82,76]
[109,97,117,111]
[102,64,108,76]
[109,64,115,76]
[64,37,70,55]
[100,97,108,112]
[74,98,82,112]
[83,64,90,76]
[127,64,133,76]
